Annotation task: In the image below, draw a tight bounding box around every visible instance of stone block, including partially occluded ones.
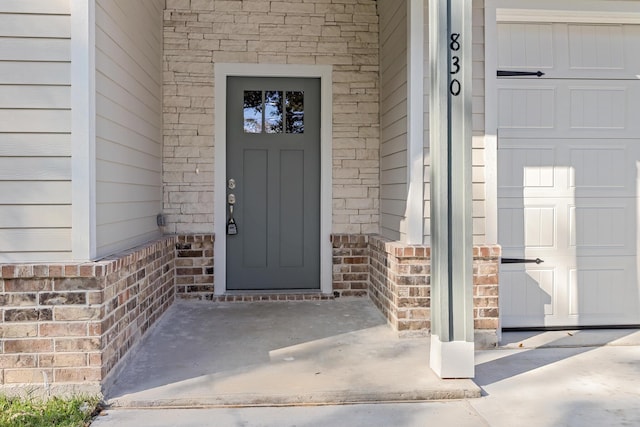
[0,324,38,338]
[54,367,101,383]
[55,338,101,353]
[39,322,87,337]
[4,369,53,384]
[0,354,36,369]
[38,353,87,368]
[39,293,86,306]
[54,307,102,321]
[4,308,52,322]
[5,339,53,353]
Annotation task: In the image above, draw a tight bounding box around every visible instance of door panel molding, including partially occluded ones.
[214,63,333,295]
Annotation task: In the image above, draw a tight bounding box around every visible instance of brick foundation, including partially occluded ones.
[333,234,501,344]
[0,237,176,395]
[1,232,501,393]
[332,234,369,297]
[175,234,215,299]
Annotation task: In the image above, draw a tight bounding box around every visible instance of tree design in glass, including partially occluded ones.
[243,90,263,133]
[286,91,304,134]
[265,91,283,133]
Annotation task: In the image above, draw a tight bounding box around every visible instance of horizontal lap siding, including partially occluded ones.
[0,1,72,262]
[471,0,486,244]
[379,0,408,241]
[95,0,164,257]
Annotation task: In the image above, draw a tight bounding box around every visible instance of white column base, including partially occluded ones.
[430,335,475,379]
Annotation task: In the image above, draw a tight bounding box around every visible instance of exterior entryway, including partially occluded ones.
[104,299,479,406]
[497,20,640,327]
[225,77,321,290]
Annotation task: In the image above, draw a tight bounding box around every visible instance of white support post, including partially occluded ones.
[428,0,475,379]
[70,0,96,261]
[407,0,425,245]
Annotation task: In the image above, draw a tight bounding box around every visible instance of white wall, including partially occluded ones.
[0,0,73,262]
[95,0,163,257]
[379,0,408,241]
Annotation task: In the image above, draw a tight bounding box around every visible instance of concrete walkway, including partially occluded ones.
[96,300,640,426]
[104,299,478,407]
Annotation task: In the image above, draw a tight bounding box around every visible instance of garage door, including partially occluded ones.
[497,21,640,327]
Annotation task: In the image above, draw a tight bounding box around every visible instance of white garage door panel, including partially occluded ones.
[499,203,557,251]
[498,22,640,79]
[498,81,640,139]
[497,19,640,328]
[498,139,640,199]
[568,257,639,324]
[569,200,636,256]
[502,267,557,322]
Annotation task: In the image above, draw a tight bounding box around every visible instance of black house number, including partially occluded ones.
[449,33,461,96]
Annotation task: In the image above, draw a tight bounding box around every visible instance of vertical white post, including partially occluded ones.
[71,0,96,260]
[429,0,474,378]
[407,0,425,244]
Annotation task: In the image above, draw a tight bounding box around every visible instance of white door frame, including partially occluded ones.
[484,0,640,244]
[213,63,333,295]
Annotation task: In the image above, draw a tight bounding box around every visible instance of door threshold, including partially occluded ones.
[214,290,334,302]
[503,324,640,332]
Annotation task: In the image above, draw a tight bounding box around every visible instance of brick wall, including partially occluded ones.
[163,0,380,235]
[332,234,369,297]
[175,234,215,299]
[369,235,431,336]
[0,237,176,395]
[334,234,501,344]
[100,238,176,385]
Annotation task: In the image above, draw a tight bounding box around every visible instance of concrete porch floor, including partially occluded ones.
[104,298,479,407]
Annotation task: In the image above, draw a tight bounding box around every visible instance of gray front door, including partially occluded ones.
[226,76,320,290]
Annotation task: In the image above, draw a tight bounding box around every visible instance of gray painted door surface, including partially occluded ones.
[226,76,320,290]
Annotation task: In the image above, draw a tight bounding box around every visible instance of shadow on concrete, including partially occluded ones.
[474,328,640,391]
[105,299,479,407]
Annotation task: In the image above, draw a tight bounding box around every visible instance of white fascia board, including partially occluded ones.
[70,0,96,261]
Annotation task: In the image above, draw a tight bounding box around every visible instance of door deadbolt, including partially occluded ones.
[228,178,236,190]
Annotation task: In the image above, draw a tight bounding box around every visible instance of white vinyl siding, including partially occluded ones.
[95,0,163,257]
[0,0,73,262]
[471,0,486,245]
[379,0,408,241]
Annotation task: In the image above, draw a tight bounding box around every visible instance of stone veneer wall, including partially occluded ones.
[0,237,176,395]
[163,0,380,236]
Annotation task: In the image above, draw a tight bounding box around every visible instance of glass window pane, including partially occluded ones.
[243,90,262,133]
[265,91,283,133]
[286,91,304,134]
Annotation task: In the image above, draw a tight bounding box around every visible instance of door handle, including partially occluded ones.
[497,70,545,77]
[501,257,544,264]
[227,193,238,236]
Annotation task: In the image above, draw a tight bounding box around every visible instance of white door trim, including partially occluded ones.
[213,63,333,295]
[484,0,640,244]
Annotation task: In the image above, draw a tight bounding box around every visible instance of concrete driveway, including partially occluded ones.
[95,299,640,426]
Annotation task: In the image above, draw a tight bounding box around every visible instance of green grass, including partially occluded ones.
[0,395,101,427]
